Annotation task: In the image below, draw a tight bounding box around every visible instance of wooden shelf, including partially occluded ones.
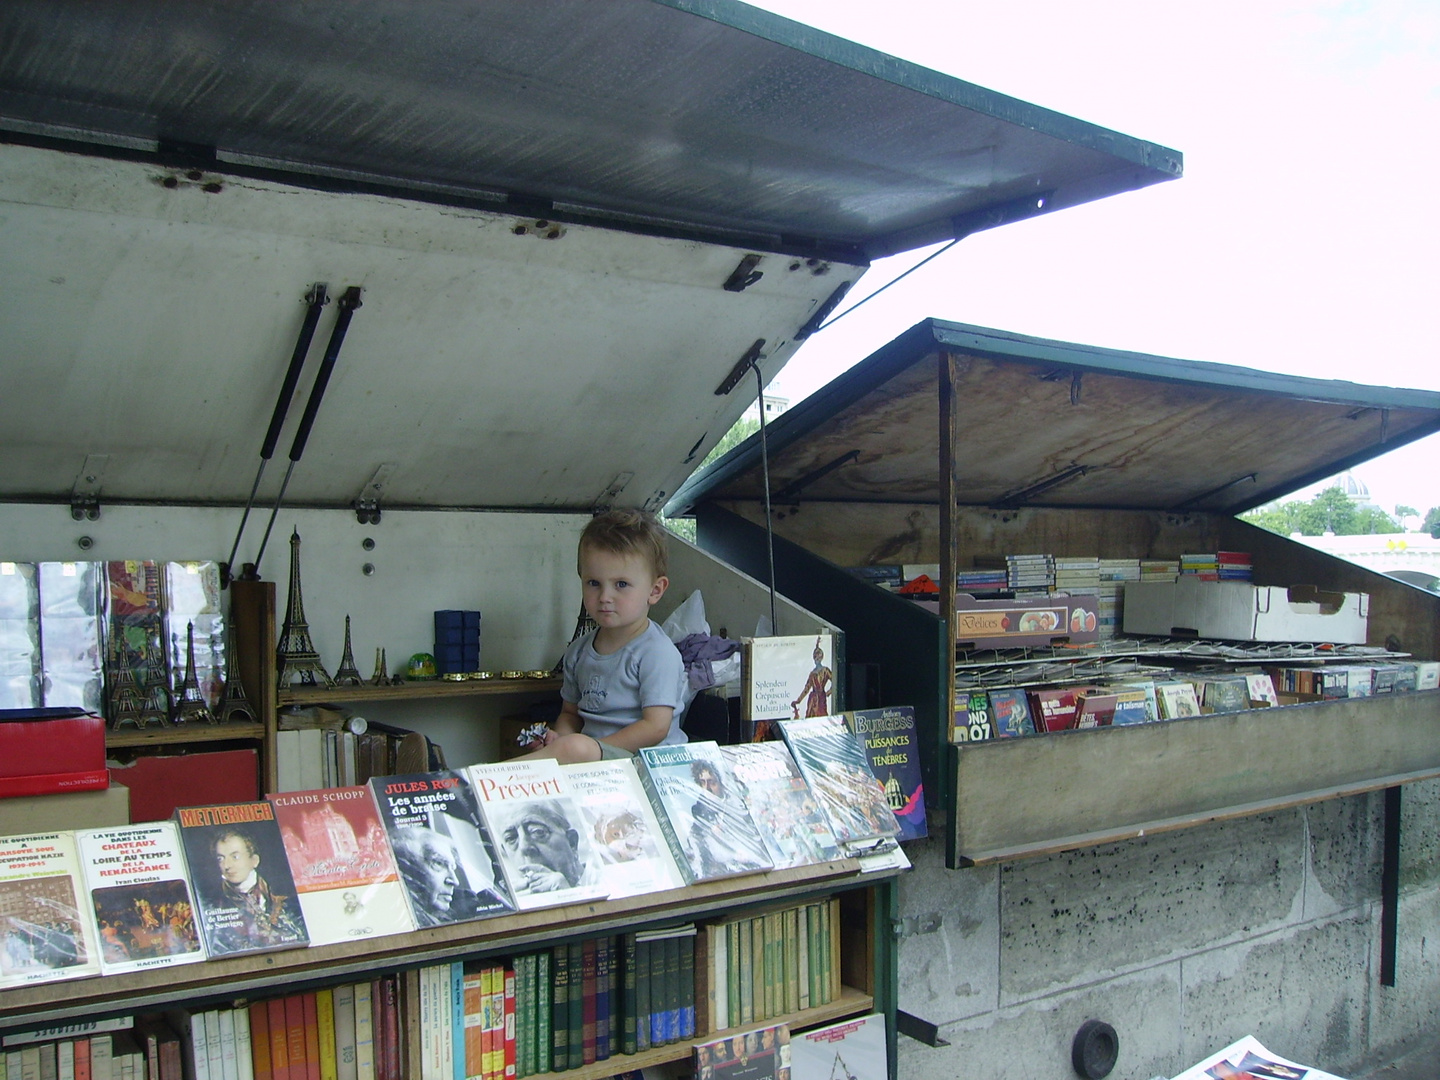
[279,677,561,707]
[105,722,264,748]
[0,860,879,1032]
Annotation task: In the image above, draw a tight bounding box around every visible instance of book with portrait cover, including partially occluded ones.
[636,742,773,885]
[267,786,415,945]
[743,633,836,736]
[75,821,205,974]
[368,771,515,928]
[693,1022,790,1080]
[173,801,309,957]
[0,831,101,989]
[1156,681,1202,719]
[721,742,842,867]
[776,716,899,855]
[467,759,609,911]
[563,758,686,899]
[844,707,927,841]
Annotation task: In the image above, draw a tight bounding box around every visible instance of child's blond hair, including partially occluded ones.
[578,509,669,579]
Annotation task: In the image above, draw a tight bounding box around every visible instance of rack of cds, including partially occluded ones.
[0,2,1200,1075]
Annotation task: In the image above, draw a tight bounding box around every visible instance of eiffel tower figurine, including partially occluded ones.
[276,528,335,690]
[333,616,365,686]
[216,623,257,725]
[105,635,148,729]
[553,601,598,674]
[136,638,171,728]
[173,622,215,724]
[371,647,389,686]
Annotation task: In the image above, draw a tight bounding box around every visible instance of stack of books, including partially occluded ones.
[1051,557,1100,596]
[956,569,1009,595]
[1139,559,1180,582]
[1179,553,1220,581]
[1005,553,1055,597]
[1096,559,1141,639]
[1217,551,1254,581]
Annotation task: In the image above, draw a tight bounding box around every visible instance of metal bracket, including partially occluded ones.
[714,339,766,396]
[70,454,110,521]
[773,449,860,503]
[722,253,764,292]
[353,463,397,525]
[896,1010,950,1047]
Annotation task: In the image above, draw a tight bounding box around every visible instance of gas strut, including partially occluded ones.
[251,285,364,579]
[221,282,329,587]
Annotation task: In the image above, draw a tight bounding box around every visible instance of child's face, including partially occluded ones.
[579,546,666,637]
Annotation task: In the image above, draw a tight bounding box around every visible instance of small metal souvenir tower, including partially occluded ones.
[173,621,215,724]
[275,528,335,689]
[333,615,365,686]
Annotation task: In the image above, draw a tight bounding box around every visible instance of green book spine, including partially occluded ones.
[797,905,811,1012]
[824,897,837,1003]
[621,934,638,1056]
[535,950,551,1074]
[634,939,652,1053]
[679,934,695,1040]
[810,901,826,1006]
[513,953,528,1079]
[726,922,742,1028]
[783,907,800,1015]
[549,946,569,1072]
[738,919,754,1025]
[568,941,586,1070]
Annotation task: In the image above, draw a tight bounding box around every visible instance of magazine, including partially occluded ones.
[75,822,206,974]
[0,831,101,988]
[844,707,927,841]
[268,786,415,945]
[694,1023,790,1080]
[173,802,309,957]
[1168,1034,1345,1080]
[467,759,610,910]
[369,771,515,928]
[636,742,773,884]
[776,716,899,854]
[563,758,686,899]
[721,742,842,868]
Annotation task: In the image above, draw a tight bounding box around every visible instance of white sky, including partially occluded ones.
[746,0,1440,518]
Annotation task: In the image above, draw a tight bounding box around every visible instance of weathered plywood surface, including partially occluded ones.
[951,692,1440,864]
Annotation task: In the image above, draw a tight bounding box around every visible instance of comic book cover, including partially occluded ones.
[0,831,101,989]
[844,707,927,841]
[75,821,206,974]
[776,716,899,854]
[563,758,686,899]
[369,771,514,928]
[466,759,609,911]
[267,786,415,945]
[635,742,773,885]
[172,801,309,957]
[722,741,842,867]
[982,690,1035,739]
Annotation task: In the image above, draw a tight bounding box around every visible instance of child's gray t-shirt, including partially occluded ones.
[561,620,688,745]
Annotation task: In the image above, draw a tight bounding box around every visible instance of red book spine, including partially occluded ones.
[380,975,400,1080]
[581,939,597,1065]
[74,1038,91,1080]
[302,992,322,1080]
[503,966,516,1080]
[268,998,291,1080]
[250,1001,274,1080]
[0,767,110,797]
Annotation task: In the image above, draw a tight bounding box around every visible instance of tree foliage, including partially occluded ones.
[1424,506,1440,537]
[664,415,763,543]
[1240,486,1401,537]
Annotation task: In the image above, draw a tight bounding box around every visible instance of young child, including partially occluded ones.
[524,509,687,763]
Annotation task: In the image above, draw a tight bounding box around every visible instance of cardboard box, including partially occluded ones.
[0,708,108,797]
[0,783,129,836]
[1123,578,1368,644]
[954,593,1100,650]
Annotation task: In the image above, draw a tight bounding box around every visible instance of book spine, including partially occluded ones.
[646,939,665,1048]
[218,1007,238,1080]
[662,936,680,1045]
[679,935,695,1040]
[619,935,638,1056]
[451,963,467,1080]
[828,897,841,1001]
[332,985,357,1080]
[548,947,568,1074]
[382,977,401,1080]
[579,939,597,1066]
[59,1039,76,1080]
[633,939,651,1054]
[187,1013,211,1080]
[692,925,711,1038]
[534,951,551,1075]
[73,1037,90,1080]
[565,944,584,1071]
[302,993,321,1080]
[267,1000,290,1080]
[88,1037,113,1080]
[712,922,729,1033]
[512,956,529,1080]
[726,922,742,1030]
[234,1007,255,1080]
[633,759,696,885]
[462,967,485,1080]
[783,907,800,1015]
[503,967,516,1080]
[487,965,504,1080]
[315,989,335,1080]
[595,937,611,1063]
[248,1002,271,1080]
[796,906,811,1012]
[353,984,375,1080]
[738,919,754,1025]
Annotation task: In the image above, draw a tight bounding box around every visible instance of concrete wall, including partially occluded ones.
[895,779,1440,1080]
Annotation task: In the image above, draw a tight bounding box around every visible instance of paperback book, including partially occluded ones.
[844,707,927,840]
[173,801,309,957]
[636,742,773,884]
[0,831,101,988]
[722,741,842,867]
[694,1023,790,1080]
[563,758,686,899]
[776,716,899,854]
[75,821,206,974]
[467,759,610,910]
[743,633,836,737]
[268,786,415,945]
[789,1013,886,1080]
[369,771,515,927]
[1156,681,1202,719]
[1244,673,1279,707]
[984,690,1036,738]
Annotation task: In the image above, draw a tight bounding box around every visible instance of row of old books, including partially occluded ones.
[1268,661,1438,698]
[694,898,840,1035]
[0,719,902,991]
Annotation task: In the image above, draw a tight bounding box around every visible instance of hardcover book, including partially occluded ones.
[75,821,206,974]
[694,1023,790,1080]
[1244,673,1279,707]
[1028,688,1079,733]
[1156,681,1202,719]
[1109,689,1152,727]
[173,801,309,957]
[1201,676,1250,714]
[844,707,927,840]
[983,690,1036,739]
[743,633,836,736]
[267,786,415,945]
[1074,690,1117,729]
[369,771,515,927]
[563,758,686,899]
[952,689,994,742]
[0,831,101,988]
[776,716,899,853]
[635,742,773,884]
[721,741,843,867]
[467,760,609,910]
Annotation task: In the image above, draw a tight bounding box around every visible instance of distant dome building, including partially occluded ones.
[1331,470,1376,508]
